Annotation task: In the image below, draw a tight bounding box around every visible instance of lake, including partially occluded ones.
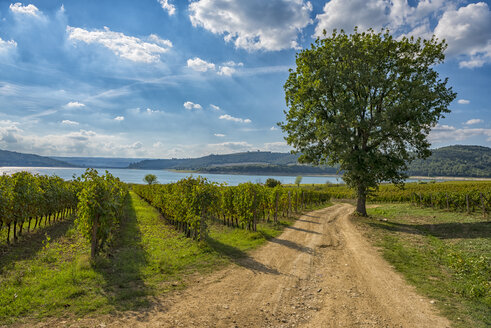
[0,167,345,185]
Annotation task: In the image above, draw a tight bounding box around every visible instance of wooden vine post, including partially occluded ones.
[480,193,486,217]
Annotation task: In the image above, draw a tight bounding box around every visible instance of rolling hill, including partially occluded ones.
[0,149,74,167]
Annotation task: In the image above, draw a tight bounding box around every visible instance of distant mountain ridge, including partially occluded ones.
[0,149,74,167]
[0,145,489,178]
[129,145,491,178]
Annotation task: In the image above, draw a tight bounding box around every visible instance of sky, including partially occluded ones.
[0,0,490,159]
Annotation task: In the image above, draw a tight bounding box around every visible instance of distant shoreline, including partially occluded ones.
[1,166,490,181]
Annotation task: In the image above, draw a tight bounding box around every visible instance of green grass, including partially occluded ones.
[0,191,302,325]
[354,204,490,328]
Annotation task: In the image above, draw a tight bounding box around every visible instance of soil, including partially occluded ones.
[29,203,451,328]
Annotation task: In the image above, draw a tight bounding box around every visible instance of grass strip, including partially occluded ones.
[354,204,490,328]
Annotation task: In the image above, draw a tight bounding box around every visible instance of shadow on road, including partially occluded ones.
[206,237,281,275]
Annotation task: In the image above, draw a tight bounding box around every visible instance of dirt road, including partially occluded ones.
[44,203,451,327]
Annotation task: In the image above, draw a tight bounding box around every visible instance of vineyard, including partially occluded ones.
[320,181,491,215]
[0,172,78,245]
[132,177,331,240]
[0,169,128,258]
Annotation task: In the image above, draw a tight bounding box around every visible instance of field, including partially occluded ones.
[0,191,301,324]
[356,204,490,328]
[0,177,489,327]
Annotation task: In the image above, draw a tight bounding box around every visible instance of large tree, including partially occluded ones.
[280,29,456,216]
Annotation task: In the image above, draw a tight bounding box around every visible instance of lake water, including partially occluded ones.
[0,167,345,185]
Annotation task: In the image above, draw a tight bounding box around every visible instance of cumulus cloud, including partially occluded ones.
[214,133,226,137]
[183,101,203,110]
[270,126,278,131]
[219,114,251,124]
[205,141,253,153]
[189,0,312,51]
[158,0,176,15]
[464,119,484,125]
[434,2,491,68]
[262,141,291,152]
[61,120,79,126]
[457,99,470,105]
[187,57,215,72]
[314,1,491,68]
[67,26,172,63]
[217,66,235,76]
[210,104,220,111]
[315,0,390,36]
[0,37,17,54]
[0,122,147,156]
[9,2,41,16]
[145,108,162,114]
[65,101,86,108]
[114,116,125,121]
[429,124,491,142]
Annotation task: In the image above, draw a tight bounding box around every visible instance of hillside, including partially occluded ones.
[128,151,301,170]
[51,156,149,168]
[0,149,74,167]
[129,145,491,178]
[407,145,491,177]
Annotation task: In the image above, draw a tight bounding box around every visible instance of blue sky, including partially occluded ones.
[0,0,490,158]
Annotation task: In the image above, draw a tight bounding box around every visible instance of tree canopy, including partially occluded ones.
[143,174,158,185]
[280,28,456,215]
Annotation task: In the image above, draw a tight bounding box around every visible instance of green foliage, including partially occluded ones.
[321,181,491,214]
[143,174,158,185]
[265,178,281,188]
[76,169,128,258]
[132,177,331,236]
[280,28,456,215]
[0,172,78,245]
[295,176,302,187]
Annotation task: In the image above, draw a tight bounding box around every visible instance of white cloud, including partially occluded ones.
[433,2,491,68]
[262,141,291,152]
[0,37,17,54]
[187,57,215,72]
[67,26,172,63]
[61,120,79,126]
[0,123,147,157]
[146,108,162,114]
[429,124,491,142]
[223,61,243,67]
[158,0,176,16]
[214,133,226,137]
[189,0,312,51]
[65,101,86,108]
[457,99,470,105]
[183,101,202,110]
[205,141,253,153]
[210,104,220,111]
[314,1,491,68]
[148,34,173,48]
[219,114,251,123]
[464,119,483,125]
[270,126,278,131]
[315,0,390,36]
[114,116,125,121]
[9,2,41,16]
[217,66,235,76]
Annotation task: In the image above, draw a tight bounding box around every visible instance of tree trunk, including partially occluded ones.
[91,217,98,258]
[7,222,11,245]
[13,220,17,242]
[356,185,368,216]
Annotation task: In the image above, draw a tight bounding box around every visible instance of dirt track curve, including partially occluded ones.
[39,203,451,328]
